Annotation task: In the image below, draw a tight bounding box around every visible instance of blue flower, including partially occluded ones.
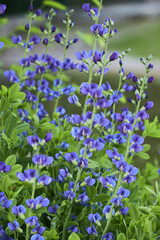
[25,216,39,227]
[8,220,20,231]
[64,191,76,200]
[103,205,115,218]
[32,155,53,166]
[37,174,53,186]
[102,232,115,240]
[12,205,26,217]
[88,213,101,224]
[0,3,6,15]
[86,225,97,235]
[0,42,4,49]
[48,204,59,214]
[4,69,19,83]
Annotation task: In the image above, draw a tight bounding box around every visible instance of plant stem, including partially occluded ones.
[61,168,82,239]
[53,14,70,114]
[25,166,38,240]
[83,0,103,115]
[101,73,147,238]
[19,13,32,83]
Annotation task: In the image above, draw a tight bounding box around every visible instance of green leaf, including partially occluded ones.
[1,175,11,193]
[43,1,67,10]
[136,152,150,160]
[144,185,156,196]
[88,159,99,169]
[86,185,97,202]
[5,155,16,167]
[143,144,151,152]
[16,122,29,134]
[76,31,93,46]
[117,233,126,240]
[151,206,160,215]
[12,186,24,199]
[0,37,16,49]
[92,194,110,202]
[138,206,151,214]
[119,94,127,104]
[0,18,8,25]
[92,0,101,7]
[68,232,80,240]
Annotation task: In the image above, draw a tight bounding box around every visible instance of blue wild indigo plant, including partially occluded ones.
[0,0,160,239]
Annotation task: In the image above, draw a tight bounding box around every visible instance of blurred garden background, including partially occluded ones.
[0,0,160,161]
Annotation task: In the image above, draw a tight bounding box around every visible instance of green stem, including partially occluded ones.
[83,0,103,115]
[101,172,123,237]
[61,207,72,240]
[19,14,33,83]
[61,168,82,239]
[25,166,38,240]
[101,74,147,237]
[53,15,70,113]
[110,65,123,136]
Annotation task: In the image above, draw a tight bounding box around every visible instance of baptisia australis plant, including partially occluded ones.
[0,0,160,239]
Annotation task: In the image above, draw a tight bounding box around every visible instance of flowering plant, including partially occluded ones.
[0,1,160,240]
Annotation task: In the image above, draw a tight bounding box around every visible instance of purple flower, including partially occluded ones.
[0,162,11,173]
[48,204,59,214]
[58,167,71,181]
[25,23,30,31]
[103,205,115,218]
[31,234,45,240]
[147,76,154,83]
[44,132,52,142]
[83,176,96,186]
[102,233,115,240]
[109,51,119,61]
[27,134,41,150]
[12,35,22,44]
[55,33,63,43]
[25,216,39,227]
[110,197,122,206]
[99,176,116,189]
[82,3,90,12]
[27,196,50,209]
[64,152,79,164]
[8,220,20,231]
[56,106,66,115]
[86,225,97,235]
[68,95,79,105]
[144,101,154,110]
[12,205,26,217]
[37,174,53,185]
[16,169,39,182]
[116,160,129,172]
[0,3,6,14]
[0,42,4,49]
[36,66,46,74]
[91,24,108,36]
[88,213,101,224]
[32,155,53,166]
[30,35,41,45]
[77,192,89,202]
[4,69,19,83]
[32,226,46,235]
[78,158,88,169]
[120,207,129,215]
[64,190,76,200]
[35,9,41,16]
[117,187,130,198]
